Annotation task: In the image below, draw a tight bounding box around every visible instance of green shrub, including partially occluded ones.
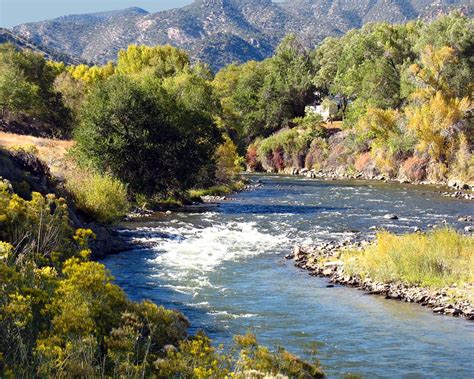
[256,122,326,170]
[66,170,129,224]
[73,74,221,197]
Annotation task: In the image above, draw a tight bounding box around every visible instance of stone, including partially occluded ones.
[464,226,474,233]
[448,180,458,189]
[322,268,334,276]
[163,344,178,353]
[383,214,399,220]
[323,260,344,269]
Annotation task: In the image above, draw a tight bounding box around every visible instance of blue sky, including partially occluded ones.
[0,0,194,28]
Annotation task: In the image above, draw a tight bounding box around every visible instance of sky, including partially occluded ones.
[0,0,195,28]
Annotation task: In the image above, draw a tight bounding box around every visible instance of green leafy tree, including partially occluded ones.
[74,75,221,196]
[0,43,73,137]
[116,45,190,78]
[0,62,40,117]
[414,11,473,98]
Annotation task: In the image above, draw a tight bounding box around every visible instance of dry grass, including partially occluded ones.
[0,132,74,177]
[343,229,474,292]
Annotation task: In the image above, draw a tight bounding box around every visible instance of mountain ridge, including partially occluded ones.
[0,27,84,65]
[10,0,473,69]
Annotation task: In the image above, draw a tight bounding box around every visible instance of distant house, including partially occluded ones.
[305,104,331,120]
[305,94,344,121]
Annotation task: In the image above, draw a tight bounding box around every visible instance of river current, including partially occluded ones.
[102,175,474,378]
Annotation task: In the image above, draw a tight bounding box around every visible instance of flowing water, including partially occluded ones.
[102,175,474,378]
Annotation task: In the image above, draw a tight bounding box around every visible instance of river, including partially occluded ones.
[102,175,474,378]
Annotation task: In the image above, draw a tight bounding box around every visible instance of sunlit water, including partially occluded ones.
[102,175,474,378]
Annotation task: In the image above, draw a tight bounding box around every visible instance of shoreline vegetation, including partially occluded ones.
[289,229,474,319]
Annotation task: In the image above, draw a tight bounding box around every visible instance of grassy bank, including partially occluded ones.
[342,229,474,299]
[188,180,246,201]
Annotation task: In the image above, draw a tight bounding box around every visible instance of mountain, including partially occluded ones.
[0,27,84,65]
[11,0,473,70]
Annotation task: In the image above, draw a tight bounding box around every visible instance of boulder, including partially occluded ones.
[163,344,178,353]
[323,260,344,269]
[322,268,334,276]
[448,179,458,189]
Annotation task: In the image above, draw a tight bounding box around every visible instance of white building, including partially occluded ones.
[305,94,344,121]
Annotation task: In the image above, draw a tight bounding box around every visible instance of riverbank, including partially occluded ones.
[248,124,474,201]
[288,232,474,320]
[270,166,474,201]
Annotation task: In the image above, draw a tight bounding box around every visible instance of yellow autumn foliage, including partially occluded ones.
[405,92,471,162]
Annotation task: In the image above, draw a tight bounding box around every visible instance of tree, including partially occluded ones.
[0,43,73,137]
[68,62,115,86]
[215,136,242,184]
[415,11,473,98]
[313,36,343,94]
[409,45,459,100]
[162,70,219,118]
[213,35,317,147]
[0,62,40,117]
[53,71,86,118]
[74,75,221,196]
[406,92,470,163]
[116,45,190,78]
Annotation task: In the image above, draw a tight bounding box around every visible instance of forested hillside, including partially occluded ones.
[1,12,473,194]
[11,0,473,69]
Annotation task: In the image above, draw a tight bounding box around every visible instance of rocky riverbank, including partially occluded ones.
[287,239,474,320]
[275,166,474,200]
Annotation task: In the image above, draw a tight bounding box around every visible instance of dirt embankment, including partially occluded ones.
[0,132,131,257]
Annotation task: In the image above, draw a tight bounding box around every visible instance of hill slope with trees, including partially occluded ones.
[11,0,473,70]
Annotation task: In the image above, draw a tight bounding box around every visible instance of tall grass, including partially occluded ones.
[343,229,474,288]
[65,170,129,224]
